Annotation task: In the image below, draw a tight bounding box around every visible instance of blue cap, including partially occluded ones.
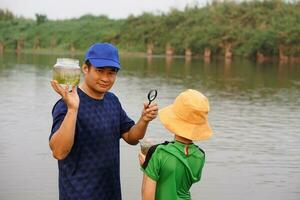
[85,43,120,69]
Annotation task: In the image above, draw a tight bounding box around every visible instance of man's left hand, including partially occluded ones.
[141,103,158,122]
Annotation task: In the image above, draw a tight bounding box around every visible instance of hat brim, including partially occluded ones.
[158,105,212,141]
[89,58,120,69]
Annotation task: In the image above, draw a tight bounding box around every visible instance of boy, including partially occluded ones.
[139,89,212,200]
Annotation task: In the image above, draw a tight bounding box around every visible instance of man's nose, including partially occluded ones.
[100,72,110,81]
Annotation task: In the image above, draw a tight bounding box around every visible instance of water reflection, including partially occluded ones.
[122,56,300,103]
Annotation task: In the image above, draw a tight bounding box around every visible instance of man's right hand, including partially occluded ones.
[50,80,80,110]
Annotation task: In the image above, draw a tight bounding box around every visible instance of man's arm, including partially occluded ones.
[49,81,80,160]
[49,108,78,160]
[141,173,157,200]
[122,103,158,145]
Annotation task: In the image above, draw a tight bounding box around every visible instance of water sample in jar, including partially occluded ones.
[139,138,155,155]
[52,58,81,86]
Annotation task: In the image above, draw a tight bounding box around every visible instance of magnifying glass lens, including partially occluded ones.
[147,89,157,106]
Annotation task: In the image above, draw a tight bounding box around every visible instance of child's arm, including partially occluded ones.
[141,174,156,200]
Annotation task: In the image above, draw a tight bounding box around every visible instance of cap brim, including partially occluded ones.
[158,105,212,141]
[89,58,120,69]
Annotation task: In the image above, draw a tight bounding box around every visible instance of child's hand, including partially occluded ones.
[138,152,146,166]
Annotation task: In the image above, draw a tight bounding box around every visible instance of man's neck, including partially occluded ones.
[79,83,105,100]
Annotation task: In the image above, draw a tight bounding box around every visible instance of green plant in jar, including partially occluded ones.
[53,58,81,86]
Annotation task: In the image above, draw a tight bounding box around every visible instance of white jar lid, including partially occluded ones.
[55,58,80,68]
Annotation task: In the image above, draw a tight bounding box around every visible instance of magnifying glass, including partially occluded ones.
[147,89,157,107]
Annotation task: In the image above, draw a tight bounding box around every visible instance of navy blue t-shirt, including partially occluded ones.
[50,88,135,200]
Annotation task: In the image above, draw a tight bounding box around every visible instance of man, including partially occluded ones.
[49,43,158,200]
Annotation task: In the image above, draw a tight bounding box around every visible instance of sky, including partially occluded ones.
[0,0,209,20]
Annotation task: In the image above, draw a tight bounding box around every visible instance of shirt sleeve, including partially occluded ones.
[119,107,135,135]
[197,154,205,182]
[49,99,67,140]
[142,149,161,182]
[110,92,135,136]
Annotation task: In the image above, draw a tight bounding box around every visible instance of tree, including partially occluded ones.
[35,14,47,25]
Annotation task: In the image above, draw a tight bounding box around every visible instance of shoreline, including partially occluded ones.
[2,48,300,63]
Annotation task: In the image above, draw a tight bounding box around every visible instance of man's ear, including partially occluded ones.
[82,64,89,74]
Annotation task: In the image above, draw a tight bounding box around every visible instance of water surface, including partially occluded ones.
[0,52,299,200]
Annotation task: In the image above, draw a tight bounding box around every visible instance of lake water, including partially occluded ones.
[0,52,299,200]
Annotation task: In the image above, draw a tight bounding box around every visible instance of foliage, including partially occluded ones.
[35,14,48,25]
[0,9,14,21]
[0,0,300,57]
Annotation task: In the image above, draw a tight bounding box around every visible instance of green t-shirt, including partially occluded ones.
[142,141,205,200]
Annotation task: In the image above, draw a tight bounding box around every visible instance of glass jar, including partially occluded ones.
[139,138,155,155]
[52,58,81,86]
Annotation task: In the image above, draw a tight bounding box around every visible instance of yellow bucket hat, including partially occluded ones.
[158,89,212,141]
